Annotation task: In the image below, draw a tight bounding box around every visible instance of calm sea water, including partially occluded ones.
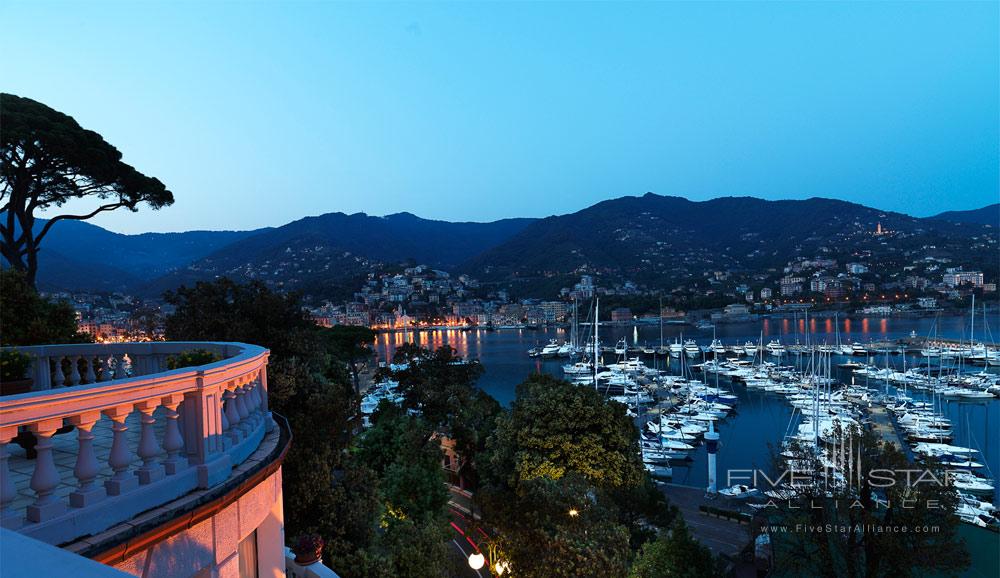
[373,315,999,501]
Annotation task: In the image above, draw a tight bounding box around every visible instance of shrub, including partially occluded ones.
[166,349,220,370]
[0,349,32,382]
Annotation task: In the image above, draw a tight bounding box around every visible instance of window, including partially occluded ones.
[238,530,258,578]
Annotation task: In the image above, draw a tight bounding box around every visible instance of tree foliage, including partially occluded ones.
[479,373,676,578]
[769,425,969,577]
[629,519,720,578]
[488,474,632,578]
[0,269,89,346]
[0,93,173,286]
[164,279,321,363]
[163,278,361,543]
[330,403,452,578]
[382,344,498,488]
[321,324,375,393]
[356,405,448,521]
[485,373,644,490]
[387,344,485,426]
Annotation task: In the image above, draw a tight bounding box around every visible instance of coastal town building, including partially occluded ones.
[610,307,633,323]
[942,269,984,288]
[779,276,805,296]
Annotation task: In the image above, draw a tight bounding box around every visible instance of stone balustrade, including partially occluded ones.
[285,548,342,578]
[0,342,271,546]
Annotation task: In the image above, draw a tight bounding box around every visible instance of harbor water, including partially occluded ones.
[374,314,999,496]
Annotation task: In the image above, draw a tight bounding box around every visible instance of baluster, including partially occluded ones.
[103,407,138,496]
[235,385,251,434]
[113,354,128,380]
[33,356,52,390]
[174,399,186,454]
[220,396,229,432]
[52,356,66,387]
[252,382,264,423]
[246,384,260,428]
[83,357,97,384]
[27,419,67,522]
[161,395,187,475]
[224,388,242,443]
[246,383,260,425]
[128,354,141,377]
[135,401,165,484]
[259,366,272,431]
[68,355,82,386]
[98,355,114,381]
[0,428,20,528]
[69,413,106,507]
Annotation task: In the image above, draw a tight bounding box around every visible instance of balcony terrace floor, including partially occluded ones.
[7,409,172,514]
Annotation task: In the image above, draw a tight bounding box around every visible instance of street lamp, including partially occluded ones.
[468,552,485,570]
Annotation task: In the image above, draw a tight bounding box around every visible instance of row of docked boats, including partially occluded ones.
[527,338,583,358]
[853,365,999,399]
[692,352,998,529]
[639,377,743,480]
[891,404,998,527]
[532,334,1000,362]
[359,378,404,428]
[919,343,1000,364]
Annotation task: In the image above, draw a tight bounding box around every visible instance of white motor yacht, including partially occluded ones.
[539,339,561,358]
[766,340,785,356]
[719,484,761,499]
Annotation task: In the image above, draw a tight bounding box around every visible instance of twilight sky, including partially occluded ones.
[4,1,998,233]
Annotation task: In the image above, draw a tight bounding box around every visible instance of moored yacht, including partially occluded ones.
[562,360,593,375]
[539,339,562,358]
[766,340,786,356]
[719,484,760,499]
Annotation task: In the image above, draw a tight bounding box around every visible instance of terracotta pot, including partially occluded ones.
[293,546,322,565]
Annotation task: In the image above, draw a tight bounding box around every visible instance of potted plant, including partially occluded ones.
[292,534,324,565]
[0,349,33,396]
[166,349,221,370]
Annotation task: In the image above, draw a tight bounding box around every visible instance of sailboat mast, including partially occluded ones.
[571,298,577,349]
[970,294,975,348]
[659,297,664,349]
[594,297,599,390]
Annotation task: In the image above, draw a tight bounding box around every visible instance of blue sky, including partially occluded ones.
[4,1,998,233]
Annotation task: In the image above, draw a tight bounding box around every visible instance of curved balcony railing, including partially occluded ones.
[0,342,271,545]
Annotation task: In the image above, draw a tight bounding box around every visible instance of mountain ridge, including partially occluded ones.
[458,194,997,296]
[10,196,997,298]
[929,204,999,226]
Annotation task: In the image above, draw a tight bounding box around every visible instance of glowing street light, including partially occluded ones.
[468,552,485,570]
[568,508,579,517]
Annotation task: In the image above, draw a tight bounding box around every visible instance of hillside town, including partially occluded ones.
[58,245,995,340]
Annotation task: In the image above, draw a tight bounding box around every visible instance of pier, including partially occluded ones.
[866,405,905,450]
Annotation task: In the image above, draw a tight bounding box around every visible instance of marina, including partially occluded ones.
[373,312,1000,529]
